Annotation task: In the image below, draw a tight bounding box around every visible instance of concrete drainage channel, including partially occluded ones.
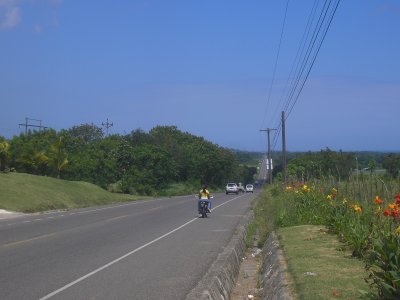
[185,210,292,300]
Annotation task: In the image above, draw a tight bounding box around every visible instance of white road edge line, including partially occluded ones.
[39,195,242,300]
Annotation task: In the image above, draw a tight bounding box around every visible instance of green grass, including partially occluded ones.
[277,225,370,300]
[158,182,200,197]
[0,172,148,213]
[158,181,225,198]
[245,185,375,298]
[245,186,287,247]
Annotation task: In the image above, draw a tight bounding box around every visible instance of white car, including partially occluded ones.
[245,184,254,193]
[226,183,239,195]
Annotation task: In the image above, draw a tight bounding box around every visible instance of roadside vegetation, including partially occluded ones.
[0,125,256,196]
[0,172,146,213]
[248,148,400,299]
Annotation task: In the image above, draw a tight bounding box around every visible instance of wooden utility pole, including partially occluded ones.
[282,111,287,184]
[101,118,113,136]
[260,128,277,184]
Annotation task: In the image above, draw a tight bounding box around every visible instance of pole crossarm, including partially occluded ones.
[18,118,48,134]
[101,118,114,136]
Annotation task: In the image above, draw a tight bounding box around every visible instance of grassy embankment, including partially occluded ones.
[247,186,372,299]
[0,172,148,213]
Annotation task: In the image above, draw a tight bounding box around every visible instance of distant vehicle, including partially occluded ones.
[226,183,239,195]
[237,183,245,193]
[245,184,254,193]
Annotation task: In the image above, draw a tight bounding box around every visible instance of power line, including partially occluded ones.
[286,0,341,118]
[260,0,290,129]
[283,0,331,115]
[272,0,319,124]
[269,0,341,152]
[18,118,48,134]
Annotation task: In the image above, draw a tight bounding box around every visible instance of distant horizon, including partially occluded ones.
[2,124,399,154]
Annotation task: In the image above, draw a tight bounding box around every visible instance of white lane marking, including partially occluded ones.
[38,195,242,299]
[38,218,198,300]
[211,194,242,211]
[0,196,208,228]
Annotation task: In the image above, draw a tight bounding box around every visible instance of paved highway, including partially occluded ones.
[0,191,257,300]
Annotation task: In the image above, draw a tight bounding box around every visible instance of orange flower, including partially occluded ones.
[392,208,400,220]
[383,209,391,217]
[350,204,362,213]
[373,196,384,205]
[395,193,400,204]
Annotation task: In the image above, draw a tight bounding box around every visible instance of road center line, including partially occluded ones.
[4,233,56,248]
[38,195,242,300]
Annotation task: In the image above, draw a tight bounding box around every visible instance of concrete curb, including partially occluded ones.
[185,211,252,300]
[260,232,292,300]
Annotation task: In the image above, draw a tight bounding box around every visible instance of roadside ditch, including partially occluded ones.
[185,209,292,300]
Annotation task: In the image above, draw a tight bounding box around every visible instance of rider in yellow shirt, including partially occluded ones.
[198,185,211,214]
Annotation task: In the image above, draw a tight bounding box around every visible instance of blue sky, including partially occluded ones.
[1,0,399,152]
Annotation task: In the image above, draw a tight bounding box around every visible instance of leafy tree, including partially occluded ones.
[368,159,377,175]
[9,129,58,175]
[60,123,104,155]
[125,129,151,146]
[63,135,120,187]
[47,137,69,178]
[121,144,177,194]
[285,149,356,182]
[0,140,10,171]
[5,124,246,195]
[383,154,400,178]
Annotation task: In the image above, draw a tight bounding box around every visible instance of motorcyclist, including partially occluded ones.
[198,184,211,215]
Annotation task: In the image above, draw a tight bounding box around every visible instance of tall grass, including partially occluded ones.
[314,174,400,206]
[255,175,400,299]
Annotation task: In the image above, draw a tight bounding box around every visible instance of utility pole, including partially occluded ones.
[101,118,113,136]
[18,118,48,134]
[260,128,277,184]
[282,111,287,184]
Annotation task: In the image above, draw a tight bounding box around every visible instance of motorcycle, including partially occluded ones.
[196,195,213,218]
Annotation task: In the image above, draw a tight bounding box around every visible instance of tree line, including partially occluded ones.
[272,148,400,182]
[0,125,257,195]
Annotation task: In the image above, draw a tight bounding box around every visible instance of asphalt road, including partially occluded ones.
[0,191,258,300]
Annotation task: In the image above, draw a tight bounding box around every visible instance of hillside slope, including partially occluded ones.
[0,172,145,213]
